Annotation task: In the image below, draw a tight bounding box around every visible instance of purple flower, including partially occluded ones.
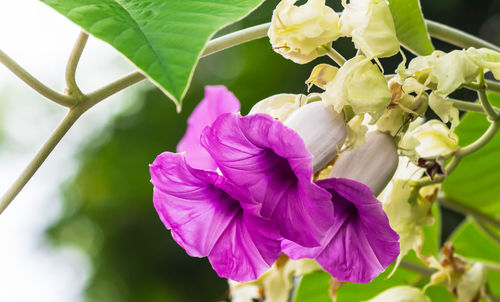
[151,85,398,283]
[282,178,400,283]
[150,152,281,282]
[176,86,240,171]
[200,113,334,247]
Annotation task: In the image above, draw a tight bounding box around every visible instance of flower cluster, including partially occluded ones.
[150,86,399,283]
[268,0,400,63]
[150,0,500,300]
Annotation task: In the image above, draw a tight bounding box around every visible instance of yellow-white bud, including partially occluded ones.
[249,93,304,122]
[340,0,400,58]
[269,0,341,64]
[366,286,431,302]
[323,55,391,122]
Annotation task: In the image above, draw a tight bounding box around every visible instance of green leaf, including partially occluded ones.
[335,264,421,301]
[450,219,500,264]
[487,271,500,296]
[450,219,500,296]
[387,0,434,55]
[41,0,264,109]
[426,285,456,302]
[293,271,332,302]
[422,203,442,257]
[442,93,500,215]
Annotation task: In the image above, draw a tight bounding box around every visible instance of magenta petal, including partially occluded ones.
[177,86,240,171]
[150,152,238,257]
[200,113,334,247]
[150,152,280,281]
[283,178,400,283]
[209,213,281,282]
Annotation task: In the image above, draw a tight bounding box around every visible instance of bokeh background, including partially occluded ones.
[0,0,498,301]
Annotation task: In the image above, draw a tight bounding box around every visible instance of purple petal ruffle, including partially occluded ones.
[150,152,280,282]
[282,178,400,283]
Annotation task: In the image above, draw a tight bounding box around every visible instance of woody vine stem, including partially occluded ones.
[0,19,500,216]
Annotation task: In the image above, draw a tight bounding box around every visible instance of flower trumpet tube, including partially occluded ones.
[284,101,347,173]
[329,131,398,196]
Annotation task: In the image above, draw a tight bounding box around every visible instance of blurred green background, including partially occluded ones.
[44,0,500,301]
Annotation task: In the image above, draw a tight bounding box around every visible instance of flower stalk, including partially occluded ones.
[323,45,347,66]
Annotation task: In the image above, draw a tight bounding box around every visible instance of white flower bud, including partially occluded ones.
[228,280,260,302]
[323,55,391,122]
[268,0,341,64]
[344,114,368,150]
[457,262,487,302]
[402,50,481,96]
[377,78,428,136]
[428,92,459,132]
[249,93,304,122]
[284,101,347,172]
[329,131,398,196]
[412,120,458,159]
[382,179,435,259]
[306,63,339,90]
[466,47,500,80]
[432,50,480,96]
[340,0,400,58]
[262,258,321,302]
[366,286,431,302]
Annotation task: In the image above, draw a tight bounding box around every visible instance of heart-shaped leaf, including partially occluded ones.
[41,0,264,109]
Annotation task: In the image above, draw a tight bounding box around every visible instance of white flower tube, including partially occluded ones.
[329,131,398,196]
[284,101,347,172]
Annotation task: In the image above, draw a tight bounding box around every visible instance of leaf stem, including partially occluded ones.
[451,98,500,115]
[451,99,487,113]
[458,120,500,156]
[438,197,500,229]
[473,217,500,247]
[414,119,499,187]
[477,72,500,120]
[399,260,435,277]
[0,108,84,213]
[65,31,89,99]
[85,71,146,108]
[0,71,146,214]
[202,23,269,56]
[0,49,75,107]
[425,20,500,53]
[486,80,500,94]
